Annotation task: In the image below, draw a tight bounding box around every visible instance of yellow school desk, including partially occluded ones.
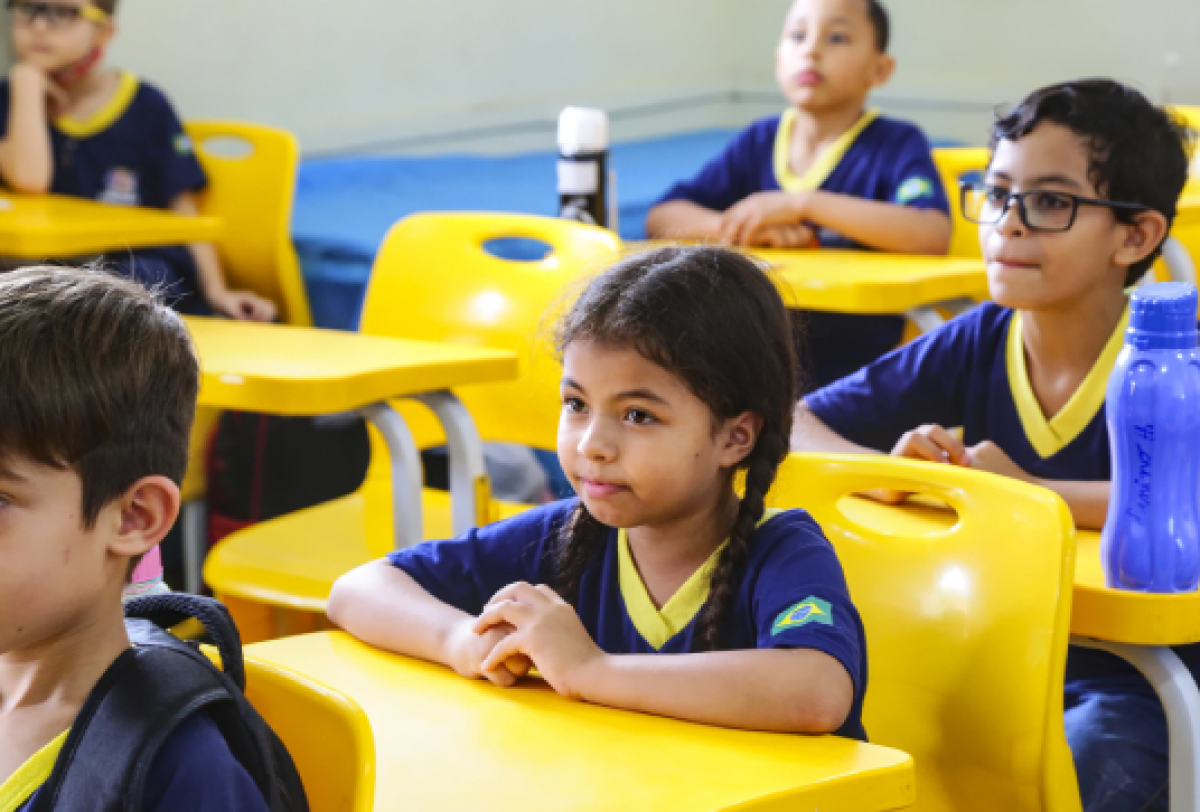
[749,248,988,331]
[245,632,916,812]
[0,193,221,256]
[1072,528,1200,812]
[630,242,989,332]
[184,316,518,579]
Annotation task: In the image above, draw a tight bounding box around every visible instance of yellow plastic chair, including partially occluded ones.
[767,453,1079,811]
[241,648,376,812]
[932,147,988,260]
[205,213,620,641]
[177,121,312,593]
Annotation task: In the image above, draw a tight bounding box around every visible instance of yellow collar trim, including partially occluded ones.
[0,729,69,812]
[1006,305,1129,459]
[773,108,880,193]
[618,508,784,650]
[54,71,138,139]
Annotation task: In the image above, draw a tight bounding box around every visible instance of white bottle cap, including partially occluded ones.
[558,107,609,155]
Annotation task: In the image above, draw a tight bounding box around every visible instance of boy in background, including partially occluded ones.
[646,0,950,387]
[0,0,274,321]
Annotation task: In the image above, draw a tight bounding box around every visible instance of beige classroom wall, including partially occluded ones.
[82,0,1200,153]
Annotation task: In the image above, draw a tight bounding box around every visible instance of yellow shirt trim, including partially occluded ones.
[0,729,69,812]
[1006,305,1129,459]
[773,108,881,193]
[54,71,138,139]
[618,508,784,650]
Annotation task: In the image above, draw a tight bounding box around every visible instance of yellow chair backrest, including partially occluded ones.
[242,651,375,812]
[932,147,989,259]
[767,454,1079,812]
[186,120,312,326]
[359,212,621,452]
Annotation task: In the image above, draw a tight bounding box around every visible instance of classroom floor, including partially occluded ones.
[292,128,740,329]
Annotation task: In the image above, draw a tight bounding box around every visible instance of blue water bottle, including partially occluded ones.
[1101,282,1200,592]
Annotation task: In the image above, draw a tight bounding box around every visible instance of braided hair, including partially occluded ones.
[553,246,799,651]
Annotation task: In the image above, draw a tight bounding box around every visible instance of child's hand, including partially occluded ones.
[208,289,278,322]
[474,582,606,700]
[446,617,531,687]
[965,440,1033,483]
[719,191,810,246]
[865,424,968,504]
[744,223,817,249]
[9,62,66,114]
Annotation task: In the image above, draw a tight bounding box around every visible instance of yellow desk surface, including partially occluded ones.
[186,317,519,415]
[631,241,988,314]
[246,632,915,812]
[841,494,1200,647]
[753,248,989,313]
[1072,529,1200,645]
[0,194,221,256]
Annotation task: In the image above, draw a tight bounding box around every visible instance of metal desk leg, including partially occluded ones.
[181,498,208,594]
[414,390,491,534]
[358,402,424,550]
[905,297,977,335]
[1162,236,1197,286]
[1073,636,1200,811]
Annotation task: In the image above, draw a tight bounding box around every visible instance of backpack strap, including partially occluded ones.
[28,623,238,812]
[123,593,246,691]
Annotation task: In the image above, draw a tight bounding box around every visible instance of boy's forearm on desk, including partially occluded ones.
[645,200,723,240]
[790,404,880,455]
[573,648,854,734]
[802,192,952,255]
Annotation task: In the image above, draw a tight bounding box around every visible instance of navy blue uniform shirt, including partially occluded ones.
[389,499,869,741]
[655,111,950,388]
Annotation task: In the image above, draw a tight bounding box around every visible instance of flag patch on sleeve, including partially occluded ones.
[772,597,833,635]
[895,176,935,204]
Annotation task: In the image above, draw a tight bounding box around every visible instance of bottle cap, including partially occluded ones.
[558,107,608,155]
[1128,282,1199,350]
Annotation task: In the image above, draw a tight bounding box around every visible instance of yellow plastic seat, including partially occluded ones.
[177,121,312,590]
[206,213,619,639]
[932,146,988,260]
[768,453,1080,811]
[240,648,376,812]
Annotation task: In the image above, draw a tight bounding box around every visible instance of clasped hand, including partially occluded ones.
[718,191,817,249]
[447,582,605,698]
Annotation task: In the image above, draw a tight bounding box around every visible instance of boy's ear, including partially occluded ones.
[106,475,181,560]
[869,53,896,89]
[720,412,765,468]
[1113,209,1170,271]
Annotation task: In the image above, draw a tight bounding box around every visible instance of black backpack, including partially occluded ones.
[29,594,309,812]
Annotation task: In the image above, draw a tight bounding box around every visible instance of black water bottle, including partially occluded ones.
[557,107,609,228]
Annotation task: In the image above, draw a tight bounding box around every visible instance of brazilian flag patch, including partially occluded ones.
[895,176,935,205]
[772,597,833,635]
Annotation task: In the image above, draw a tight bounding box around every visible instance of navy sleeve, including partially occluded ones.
[654,117,776,212]
[750,513,865,692]
[142,713,269,812]
[387,500,573,615]
[0,80,10,137]
[886,125,950,214]
[803,305,991,450]
[139,83,206,201]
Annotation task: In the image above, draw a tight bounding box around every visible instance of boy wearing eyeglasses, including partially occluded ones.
[793,79,1191,812]
[0,0,275,322]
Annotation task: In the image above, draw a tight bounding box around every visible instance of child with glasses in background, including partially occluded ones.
[0,0,275,321]
[792,78,1192,812]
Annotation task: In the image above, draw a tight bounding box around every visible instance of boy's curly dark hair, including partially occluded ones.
[552,246,800,652]
[991,79,1192,286]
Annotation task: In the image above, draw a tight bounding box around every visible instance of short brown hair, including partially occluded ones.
[0,266,198,527]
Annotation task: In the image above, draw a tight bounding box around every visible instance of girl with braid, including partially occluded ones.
[329,246,867,737]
